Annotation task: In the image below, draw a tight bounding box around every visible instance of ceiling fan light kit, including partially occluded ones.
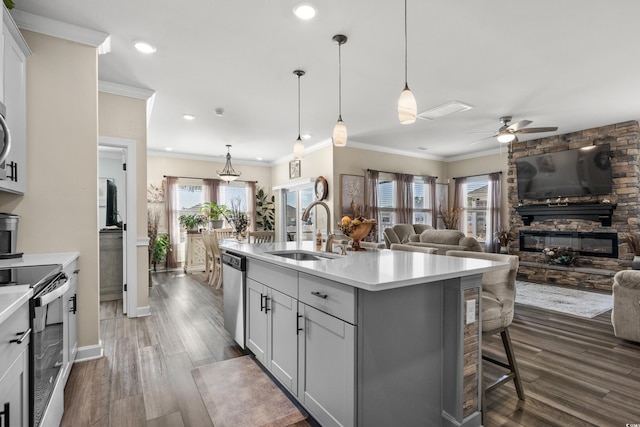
[293,69,306,160]
[497,132,516,143]
[332,34,348,147]
[398,0,417,124]
[217,144,241,182]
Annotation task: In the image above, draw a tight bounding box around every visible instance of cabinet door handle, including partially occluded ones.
[69,294,77,314]
[9,328,31,345]
[296,313,303,335]
[264,296,271,313]
[7,161,16,182]
[0,402,10,427]
[260,293,265,312]
[311,291,328,299]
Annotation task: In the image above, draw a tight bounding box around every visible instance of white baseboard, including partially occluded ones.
[136,305,151,317]
[75,342,104,362]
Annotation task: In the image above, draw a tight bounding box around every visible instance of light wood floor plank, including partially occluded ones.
[109,395,146,427]
[138,344,180,420]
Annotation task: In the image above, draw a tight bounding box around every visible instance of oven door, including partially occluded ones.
[30,273,70,427]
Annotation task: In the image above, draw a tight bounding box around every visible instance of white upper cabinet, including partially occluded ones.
[0,7,30,195]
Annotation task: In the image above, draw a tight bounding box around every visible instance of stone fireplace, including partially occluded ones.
[507,120,640,291]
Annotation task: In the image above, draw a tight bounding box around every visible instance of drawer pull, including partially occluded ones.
[264,296,271,313]
[9,328,31,345]
[311,291,328,299]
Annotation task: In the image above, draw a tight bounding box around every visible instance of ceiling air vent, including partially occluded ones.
[418,100,474,120]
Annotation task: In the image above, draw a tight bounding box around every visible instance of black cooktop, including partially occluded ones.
[0,264,62,292]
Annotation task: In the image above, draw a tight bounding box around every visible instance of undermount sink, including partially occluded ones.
[266,250,341,261]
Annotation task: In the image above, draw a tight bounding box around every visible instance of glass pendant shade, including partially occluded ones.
[497,132,516,143]
[217,145,241,182]
[293,137,304,159]
[333,118,347,147]
[398,84,417,124]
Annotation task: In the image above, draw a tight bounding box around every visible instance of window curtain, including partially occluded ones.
[453,177,466,232]
[164,176,180,268]
[202,178,219,205]
[395,173,414,224]
[486,172,502,253]
[428,176,437,228]
[364,170,379,223]
[247,181,257,232]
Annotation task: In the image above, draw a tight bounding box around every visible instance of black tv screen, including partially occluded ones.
[516,144,612,200]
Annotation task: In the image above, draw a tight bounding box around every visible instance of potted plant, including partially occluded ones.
[200,202,229,229]
[152,234,170,271]
[621,232,640,269]
[179,213,207,233]
[496,227,515,253]
[255,187,275,231]
[223,201,249,240]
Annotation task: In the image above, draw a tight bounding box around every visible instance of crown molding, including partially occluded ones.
[442,146,506,162]
[147,149,268,168]
[99,81,155,100]
[345,140,446,161]
[11,9,111,53]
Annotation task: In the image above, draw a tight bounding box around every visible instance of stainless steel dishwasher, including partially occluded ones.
[222,251,246,348]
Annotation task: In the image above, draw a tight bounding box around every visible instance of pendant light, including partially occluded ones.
[332,34,348,147]
[217,145,241,182]
[293,69,305,160]
[398,0,417,124]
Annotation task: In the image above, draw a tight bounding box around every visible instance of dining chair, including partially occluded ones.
[215,228,235,243]
[247,231,275,243]
[201,230,215,282]
[445,250,524,420]
[208,230,224,289]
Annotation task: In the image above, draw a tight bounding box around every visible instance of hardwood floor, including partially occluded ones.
[61,272,640,426]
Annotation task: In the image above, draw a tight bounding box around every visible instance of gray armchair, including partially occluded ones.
[611,270,640,342]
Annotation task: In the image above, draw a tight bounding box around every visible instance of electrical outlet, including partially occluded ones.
[466,300,476,325]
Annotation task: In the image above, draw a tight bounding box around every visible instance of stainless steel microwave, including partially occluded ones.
[0,101,12,180]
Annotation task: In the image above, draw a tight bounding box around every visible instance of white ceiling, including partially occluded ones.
[14,0,640,164]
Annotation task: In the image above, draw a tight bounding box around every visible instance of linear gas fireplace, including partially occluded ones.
[519,231,618,258]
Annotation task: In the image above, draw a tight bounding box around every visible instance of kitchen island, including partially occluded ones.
[220,241,506,427]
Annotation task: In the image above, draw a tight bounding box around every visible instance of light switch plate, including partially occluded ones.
[466,300,475,325]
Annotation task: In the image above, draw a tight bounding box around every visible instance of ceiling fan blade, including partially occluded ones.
[469,134,497,146]
[516,126,558,134]
[506,120,532,131]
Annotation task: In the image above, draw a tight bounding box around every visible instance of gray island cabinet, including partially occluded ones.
[223,241,505,427]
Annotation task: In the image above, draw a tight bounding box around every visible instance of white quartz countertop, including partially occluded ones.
[220,241,507,291]
[0,252,79,324]
[0,252,79,270]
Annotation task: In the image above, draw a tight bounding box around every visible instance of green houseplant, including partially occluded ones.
[152,234,170,271]
[178,213,207,232]
[255,187,275,231]
[200,202,229,228]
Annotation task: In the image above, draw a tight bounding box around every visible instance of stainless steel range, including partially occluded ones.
[0,264,68,427]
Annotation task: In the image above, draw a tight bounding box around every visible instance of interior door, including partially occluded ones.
[281,185,315,243]
[120,151,128,314]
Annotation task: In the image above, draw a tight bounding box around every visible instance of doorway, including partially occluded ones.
[98,136,139,318]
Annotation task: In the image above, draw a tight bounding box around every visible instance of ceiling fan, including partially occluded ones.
[472,116,559,145]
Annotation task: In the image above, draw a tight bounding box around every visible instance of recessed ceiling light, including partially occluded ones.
[214,108,224,117]
[165,147,173,151]
[302,134,311,140]
[134,41,156,53]
[293,3,316,20]
[256,157,263,161]
[183,114,195,120]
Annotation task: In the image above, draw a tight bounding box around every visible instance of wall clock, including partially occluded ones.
[315,176,328,201]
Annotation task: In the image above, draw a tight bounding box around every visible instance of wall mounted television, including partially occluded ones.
[516,144,612,200]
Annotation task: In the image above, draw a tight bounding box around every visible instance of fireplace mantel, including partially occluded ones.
[515,202,616,226]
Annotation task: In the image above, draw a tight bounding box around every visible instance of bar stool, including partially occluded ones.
[445,250,525,418]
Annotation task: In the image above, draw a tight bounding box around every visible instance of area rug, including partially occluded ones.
[192,355,307,427]
[515,281,613,318]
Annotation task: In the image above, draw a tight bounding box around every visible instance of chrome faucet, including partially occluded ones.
[301,200,336,253]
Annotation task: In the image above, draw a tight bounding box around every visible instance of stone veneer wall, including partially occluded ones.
[507,120,640,291]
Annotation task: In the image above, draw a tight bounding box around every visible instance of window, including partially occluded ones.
[281,185,315,243]
[462,175,488,241]
[219,183,250,211]
[178,184,204,215]
[373,172,435,241]
[412,176,433,226]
